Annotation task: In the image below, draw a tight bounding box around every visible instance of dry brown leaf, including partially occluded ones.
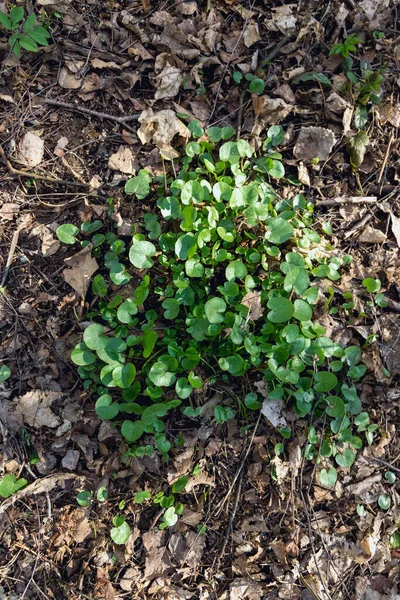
[270,455,289,484]
[154,64,183,99]
[0,203,19,220]
[54,136,69,157]
[58,64,83,89]
[108,146,135,174]
[360,0,390,20]
[91,58,124,70]
[358,225,387,244]
[70,508,92,543]
[266,4,297,33]
[354,535,379,564]
[261,398,288,428]
[153,54,184,100]
[80,73,103,94]
[274,83,295,104]
[138,109,190,155]
[294,126,336,161]
[14,390,61,428]
[270,539,289,567]
[243,20,261,48]
[241,290,263,321]
[41,226,60,257]
[390,212,400,247]
[18,132,44,167]
[297,162,310,186]
[142,530,172,580]
[252,96,293,134]
[379,314,400,376]
[63,244,99,298]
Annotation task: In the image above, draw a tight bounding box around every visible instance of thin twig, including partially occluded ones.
[0,229,19,288]
[259,34,290,68]
[378,132,394,186]
[216,413,261,516]
[43,98,140,126]
[362,456,400,475]
[217,466,245,561]
[316,196,378,206]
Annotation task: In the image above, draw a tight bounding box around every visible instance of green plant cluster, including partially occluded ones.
[0,6,50,56]
[57,123,379,481]
[293,33,385,131]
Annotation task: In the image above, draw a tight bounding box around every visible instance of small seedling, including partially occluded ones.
[0,7,50,57]
[0,364,11,384]
[0,474,27,498]
[110,515,131,544]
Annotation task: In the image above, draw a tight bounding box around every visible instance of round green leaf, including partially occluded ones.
[335,448,355,468]
[284,266,310,295]
[219,142,240,164]
[325,395,345,417]
[162,298,180,320]
[181,180,204,205]
[172,475,189,494]
[378,494,391,510]
[176,377,193,399]
[267,297,294,323]
[83,323,106,350]
[95,394,120,419]
[112,363,136,388]
[205,297,226,324]
[293,299,312,321]
[56,224,79,244]
[125,171,151,199]
[121,420,144,442]
[77,490,91,507]
[71,343,96,366]
[265,218,293,245]
[175,234,196,260]
[163,506,178,527]
[319,467,337,487]
[218,355,246,376]
[225,259,248,281]
[129,240,156,269]
[92,274,108,297]
[385,471,397,484]
[117,298,138,324]
[134,491,151,503]
[314,371,338,393]
[111,520,131,544]
[148,361,176,387]
[249,77,265,94]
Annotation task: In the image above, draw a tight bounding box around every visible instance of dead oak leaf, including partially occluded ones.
[138,108,190,156]
[294,126,336,161]
[14,390,61,429]
[243,20,261,48]
[18,132,44,167]
[241,290,263,321]
[108,146,135,174]
[252,96,293,134]
[63,244,99,298]
[390,212,400,247]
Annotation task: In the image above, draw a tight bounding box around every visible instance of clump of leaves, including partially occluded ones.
[0,7,50,57]
[59,121,382,534]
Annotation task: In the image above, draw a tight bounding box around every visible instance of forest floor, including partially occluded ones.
[1,1,400,599]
